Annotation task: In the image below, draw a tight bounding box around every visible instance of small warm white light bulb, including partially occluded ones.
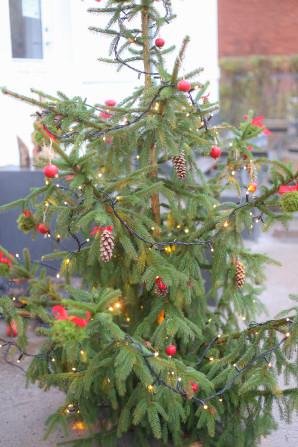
[171,371,175,375]
[12,297,16,301]
[210,357,214,361]
[219,397,223,402]
[268,362,272,367]
[66,259,70,264]
[72,367,76,371]
[15,253,19,258]
[56,273,60,279]
[109,307,113,311]
[115,303,120,308]
[178,377,182,382]
[177,225,181,229]
[154,352,159,357]
[98,172,102,177]
[184,228,189,233]
[286,332,290,337]
[224,222,228,227]
[231,171,235,175]
[52,358,55,362]
[213,204,217,208]
[126,317,130,322]
[80,350,84,355]
[242,316,246,321]
[64,201,68,205]
[203,405,208,410]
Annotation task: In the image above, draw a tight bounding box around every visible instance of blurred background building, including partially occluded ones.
[218,0,298,125]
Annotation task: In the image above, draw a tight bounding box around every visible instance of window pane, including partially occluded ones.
[9,0,43,59]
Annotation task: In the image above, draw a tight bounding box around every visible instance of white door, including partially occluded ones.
[0,0,73,166]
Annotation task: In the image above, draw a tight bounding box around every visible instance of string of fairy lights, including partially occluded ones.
[0,0,296,417]
[39,0,216,141]
[0,317,296,410]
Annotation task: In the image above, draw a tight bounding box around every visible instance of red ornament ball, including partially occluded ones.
[166,345,176,356]
[38,223,49,234]
[155,38,165,48]
[106,137,113,144]
[177,80,191,92]
[248,182,257,192]
[243,146,252,160]
[105,99,117,107]
[6,321,17,337]
[100,111,111,119]
[44,164,58,178]
[210,146,221,159]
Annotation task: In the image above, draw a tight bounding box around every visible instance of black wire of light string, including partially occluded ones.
[0,318,296,407]
[124,318,297,408]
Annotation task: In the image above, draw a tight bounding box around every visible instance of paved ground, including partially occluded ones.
[0,221,297,447]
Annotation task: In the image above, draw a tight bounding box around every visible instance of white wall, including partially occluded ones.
[0,0,218,166]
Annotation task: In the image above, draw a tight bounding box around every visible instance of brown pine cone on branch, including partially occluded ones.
[100,229,114,262]
[172,152,187,180]
[155,277,169,296]
[234,260,246,290]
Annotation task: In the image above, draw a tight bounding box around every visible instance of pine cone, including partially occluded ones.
[155,284,169,296]
[172,152,187,179]
[235,260,245,290]
[100,229,114,262]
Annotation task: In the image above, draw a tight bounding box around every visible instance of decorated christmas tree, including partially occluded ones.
[0,1,297,446]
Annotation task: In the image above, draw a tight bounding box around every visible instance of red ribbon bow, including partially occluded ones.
[0,251,13,269]
[52,305,90,327]
[279,181,298,195]
[190,380,198,392]
[201,92,210,100]
[155,277,167,290]
[90,226,114,235]
[244,115,272,135]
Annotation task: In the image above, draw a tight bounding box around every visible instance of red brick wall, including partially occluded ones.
[218,0,298,58]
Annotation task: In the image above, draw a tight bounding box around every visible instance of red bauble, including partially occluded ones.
[177,80,191,92]
[166,345,176,356]
[6,321,17,337]
[243,146,252,160]
[38,223,49,234]
[105,99,116,107]
[248,182,257,192]
[106,137,113,144]
[100,111,111,119]
[210,146,221,159]
[155,38,165,48]
[44,164,58,178]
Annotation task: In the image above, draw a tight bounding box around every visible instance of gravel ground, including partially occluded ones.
[0,222,297,447]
